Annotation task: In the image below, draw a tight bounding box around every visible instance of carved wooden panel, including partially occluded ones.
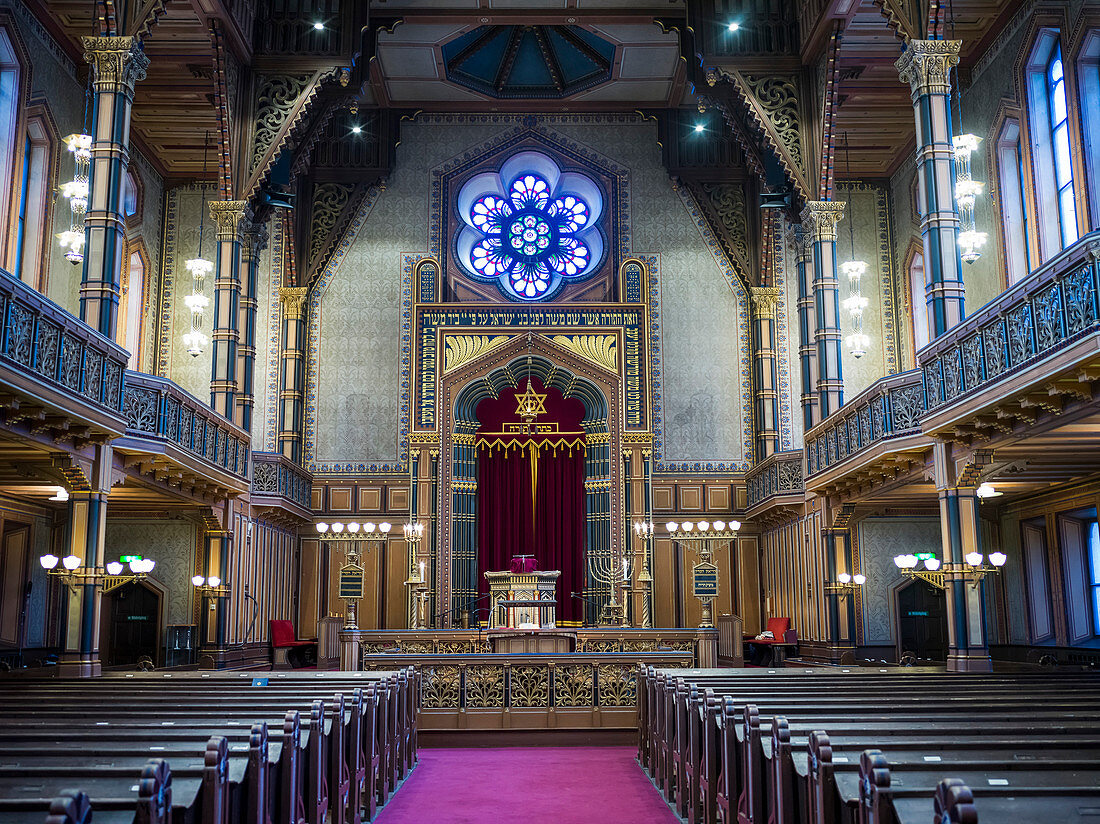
[330,487,353,512]
[679,485,703,512]
[653,485,674,512]
[358,487,383,512]
[311,487,324,510]
[389,487,410,512]
[706,484,731,512]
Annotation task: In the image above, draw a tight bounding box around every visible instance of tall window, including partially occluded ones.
[0,29,22,265]
[1078,30,1100,230]
[1047,44,1078,247]
[119,246,146,369]
[995,119,1032,284]
[11,115,53,290]
[1057,507,1100,643]
[907,244,928,355]
[1090,519,1100,636]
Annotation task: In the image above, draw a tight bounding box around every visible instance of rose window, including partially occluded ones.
[457,152,604,300]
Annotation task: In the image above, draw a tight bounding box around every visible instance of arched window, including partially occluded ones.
[122,168,141,223]
[907,243,928,356]
[994,119,1033,285]
[1026,30,1080,259]
[12,113,54,290]
[0,28,23,265]
[1078,30,1100,230]
[119,244,146,369]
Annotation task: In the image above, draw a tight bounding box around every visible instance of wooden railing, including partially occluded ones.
[252,450,313,509]
[0,267,128,418]
[805,369,925,478]
[122,371,250,481]
[918,231,1100,413]
[745,450,804,509]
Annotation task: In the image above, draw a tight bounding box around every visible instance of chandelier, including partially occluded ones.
[56,133,92,264]
[953,133,987,264]
[183,134,213,357]
[840,134,871,359]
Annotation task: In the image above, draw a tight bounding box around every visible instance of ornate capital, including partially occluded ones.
[800,201,846,242]
[750,287,783,319]
[209,200,251,243]
[895,39,961,98]
[278,287,309,319]
[81,36,149,95]
[793,224,813,258]
[241,221,270,260]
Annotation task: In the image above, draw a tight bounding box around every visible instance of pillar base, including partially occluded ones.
[341,636,361,671]
[198,646,233,670]
[947,651,993,673]
[57,655,102,678]
[695,628,719,668]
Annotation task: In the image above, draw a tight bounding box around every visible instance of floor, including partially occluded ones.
[374,746,679,824]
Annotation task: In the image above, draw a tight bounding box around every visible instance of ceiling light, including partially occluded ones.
[313,21,324,30]
[728,21,740,32]
[976,482,1002,499]
[48,487,69,502]
[351,125,362,134]
[694,123,705,133]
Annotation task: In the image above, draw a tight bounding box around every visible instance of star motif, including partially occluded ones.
[515,382,547,423]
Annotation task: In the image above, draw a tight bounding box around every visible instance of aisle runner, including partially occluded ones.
[375,746,678,824]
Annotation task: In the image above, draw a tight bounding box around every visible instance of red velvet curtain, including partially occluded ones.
[476,379,586,625]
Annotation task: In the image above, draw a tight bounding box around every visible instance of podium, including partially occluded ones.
[484,569,560,629]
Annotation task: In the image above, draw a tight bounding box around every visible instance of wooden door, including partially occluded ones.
[0,527,29,647]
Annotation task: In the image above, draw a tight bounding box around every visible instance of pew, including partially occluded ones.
[0,669,418,824]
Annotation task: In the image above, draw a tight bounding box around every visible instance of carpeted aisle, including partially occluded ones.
[375,746,679,824]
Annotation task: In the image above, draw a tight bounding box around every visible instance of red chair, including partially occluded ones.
[744,617,798,665]
[270,620,317,669]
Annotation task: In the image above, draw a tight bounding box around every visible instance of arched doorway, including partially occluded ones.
[102,581,162,667]
[895,579,947,663]
[437,338,622,627]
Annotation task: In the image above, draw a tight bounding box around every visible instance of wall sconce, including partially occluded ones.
[41,554,155,593]
[893,551,1005,589]
[825,572,866,596]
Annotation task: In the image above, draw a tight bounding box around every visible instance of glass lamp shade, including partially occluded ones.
[665,522,678,533]
[958,230,987,264]
[840,260,867,285]
[60,179,89,212]
[842,294,869,319]
[331,522,344,533]
[697,521,710,532]
[380,522,392,533]
[989,551,1007,567]
[192,575,205,587]
[184,257,214,281]
[183,293,209,315]
[315,522,329,533]
[62,555,81,571]
[57,230,85,263]
[182,329,208,357]
[846,332,870,359]
[729,520,741,531]
[208,576,221,588]
[952,133,982,161]
[363,522,376,533]
[48,487,69,502]
[346,522,360,533]
[965,552,984,567]
[837,572,852,584]
[64,133,93,162]
[681,522,693,532]
[106,561,123,576]
[924,558,942,571]
[853,574,866,585]
[40,554,59,570]
[128,558,142,573]
[713,520,726,531]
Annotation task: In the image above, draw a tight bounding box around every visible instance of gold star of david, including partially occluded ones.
[515,382,547,424]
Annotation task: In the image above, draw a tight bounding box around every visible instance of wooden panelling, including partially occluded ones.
[311,487,324,510]
[737,536,761,635]
[706,484,731,512]
[358,487,383,512]
[329,487,353,511]
[653,537,677,628]
[735,485,747,511]
[389,487,410,512]
[679,485,703,511]
[384,538,410,629]
[298,538,321,639]
[653,485,674,512]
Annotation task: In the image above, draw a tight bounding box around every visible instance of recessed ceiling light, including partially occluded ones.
[351,125,362,134]
[694,123,705,133]
[313,21,324,31]
[728,21,740,32]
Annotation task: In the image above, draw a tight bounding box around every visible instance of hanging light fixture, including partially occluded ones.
[948,3,986,265]
[840,133,871,359]
[56,129,91,264]
[182,133,214,357]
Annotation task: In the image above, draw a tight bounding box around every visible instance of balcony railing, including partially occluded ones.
[122,372,250,482]
[0,268,128,421]
[919,231,1100,414]
[251,451,312,510]
[746,450,804,509]
[805,369,925,478]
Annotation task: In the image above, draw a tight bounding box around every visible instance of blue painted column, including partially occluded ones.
[79,37,148,338]
[751,287,783,459]
[933,442,992,672]
[801,201,847,418]
[277,287,309,463]
[794,226,819,430]
[236,222,267,433]
[209,201,249,418]
[897,40,965,339]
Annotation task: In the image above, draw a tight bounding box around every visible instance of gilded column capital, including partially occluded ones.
[800,201,846,242]
[793,224,813,259]
[81,36,149,95]
[209,200,251,243]
[278,286,309,319]
[750,287,783,319]
[895,39,961,98]
[241,221,270,260]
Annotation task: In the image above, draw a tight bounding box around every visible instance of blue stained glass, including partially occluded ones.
[460,156,602,300]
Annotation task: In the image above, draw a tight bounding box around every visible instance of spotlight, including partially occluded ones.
[694,123,705,133]
[313,21,324,30]
[351,125,362,134]
[728,21,740,32]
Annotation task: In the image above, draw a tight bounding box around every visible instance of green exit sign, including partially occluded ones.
[119,555,144,563]
[915,552,937,561]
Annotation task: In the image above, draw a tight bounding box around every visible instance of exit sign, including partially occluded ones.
[119,555,144,563]
[915,552,937,561]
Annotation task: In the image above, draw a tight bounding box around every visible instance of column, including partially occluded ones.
[933,442,992,673]
[896,40,965,338]
[58,445,112,677]
[200,529,232,668]
[751,287,783,460]
[79,37,148,338]
[236,222,268,433]
[822,522,856,663]
[795,226,819,430]
[277,287,309,463]
[209,201,250,419]
[801,201,847,418]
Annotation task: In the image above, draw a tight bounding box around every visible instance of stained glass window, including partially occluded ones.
[457,152,604,300]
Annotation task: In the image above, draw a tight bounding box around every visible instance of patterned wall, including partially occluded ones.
[104,519,197,626]
[856,516,941,646]
[311,115,749,470]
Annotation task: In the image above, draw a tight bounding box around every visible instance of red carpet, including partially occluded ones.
[375,746,678,824]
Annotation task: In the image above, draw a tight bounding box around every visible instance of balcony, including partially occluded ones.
[0,268,128,444]
[804,369,927,488]
[745,450,804,519]
[116,372,251,498]
[251,451,314,524]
